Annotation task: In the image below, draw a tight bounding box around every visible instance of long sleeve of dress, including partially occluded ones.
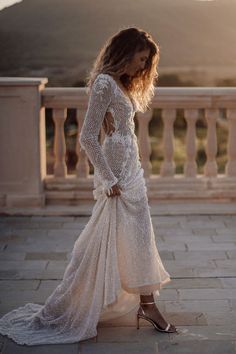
[79,74,118,191]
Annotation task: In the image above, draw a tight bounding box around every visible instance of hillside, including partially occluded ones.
[0,0,236,86]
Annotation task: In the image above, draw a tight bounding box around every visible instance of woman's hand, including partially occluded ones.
[106,183,122,197]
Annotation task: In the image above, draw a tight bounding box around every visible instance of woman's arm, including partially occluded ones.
[79,74,118,191]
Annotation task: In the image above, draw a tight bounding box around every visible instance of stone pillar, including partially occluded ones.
[136,110,153,178]
[204,109,218,177]
[0,78,48,207]
[184,109,198,177]
[225,109,236,177]
[160,109,176,177]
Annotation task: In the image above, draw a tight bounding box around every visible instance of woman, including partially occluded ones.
[0,27,178,346]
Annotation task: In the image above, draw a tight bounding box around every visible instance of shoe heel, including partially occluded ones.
[136,314,140,329]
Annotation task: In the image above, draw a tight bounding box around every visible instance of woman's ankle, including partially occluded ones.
[140,293,154,303]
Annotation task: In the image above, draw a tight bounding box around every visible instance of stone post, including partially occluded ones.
[0,78,48,207]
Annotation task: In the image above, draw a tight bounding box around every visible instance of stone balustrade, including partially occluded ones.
[0,78,236,209]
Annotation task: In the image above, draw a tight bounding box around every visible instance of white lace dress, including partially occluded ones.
[0,73,171,345]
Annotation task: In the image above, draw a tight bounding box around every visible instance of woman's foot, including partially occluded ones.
[140,294,177,333]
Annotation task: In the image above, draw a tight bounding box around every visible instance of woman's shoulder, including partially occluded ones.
[92,73,115,94]
[94,73,116,87]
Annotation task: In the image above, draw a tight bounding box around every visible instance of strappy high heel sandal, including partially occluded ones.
[136,301,178,333]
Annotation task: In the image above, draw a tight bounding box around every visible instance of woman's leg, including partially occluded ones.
[139,293,177,331]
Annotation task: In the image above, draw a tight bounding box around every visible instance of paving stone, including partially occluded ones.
[31,216,76,222]
[0,290,51,305]
[38,280,61,292]
[187,219,223,231]
[0,260,47,271]
[0,234,28,244]
[212,235,236,242]
[0,252,26,261]
[155,242,187,251]
[191,228,217,236]
[15,269,64,280]
[156,229,194,237]
[46,261,69,273]
[74,216,91,223]
[10,223,41,229]
[186,215,212,222]
[80,342,158,354]
[169,325,236,341]
[158,340,236,354]
[5,242,73,252]
[37,222,64,229]
[164,311,207,326]
[227,250,236,259]
[185,220,225,228]
[224,219,236,228]
[47,229,79,237]
[0,217,32,223]
[0,233,14,242]
[214,259,236,268]
[220,278,236,288]
[173,250,227,261]
[153,222,181,229]
[164,277,223,289]
[25,252,68,261]
[161,299,230,313]
[5,229,49,238]
[186,242,236,251]
[164,266,195,277]
[159,251,175,260]
[61,223,88,230]
[157,289,179,301]
[229,299,236,311]
[0,280,40,290]
[216,228,236,236]
[178,288,236,300]
[164,259,216,268]
[194,268,236,277]
[161,235,213,243]
[0,270,18,279]
[0,223,12,230]
[2,339,79,354]
[205,311,236,325]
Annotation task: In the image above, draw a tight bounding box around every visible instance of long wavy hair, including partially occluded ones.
[86,26,160,112]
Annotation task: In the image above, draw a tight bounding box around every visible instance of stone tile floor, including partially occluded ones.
[0,213,236,353]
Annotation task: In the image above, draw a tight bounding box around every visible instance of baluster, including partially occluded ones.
[76,109,90,178]
[203,109,218,177]
[225,109,236,177]
[184,109,198,177]
[136,110,153,177]
[52,108,67,177]
[160,109,176,177]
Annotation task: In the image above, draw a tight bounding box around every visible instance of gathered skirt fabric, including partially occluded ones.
[0,165,171,345]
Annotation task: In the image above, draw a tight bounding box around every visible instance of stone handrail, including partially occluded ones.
[0,77,236,208]
[42,87,236,179]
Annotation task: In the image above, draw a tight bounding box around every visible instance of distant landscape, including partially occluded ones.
[0,0,236,87]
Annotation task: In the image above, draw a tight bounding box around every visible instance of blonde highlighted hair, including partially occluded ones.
[85,26,160,112]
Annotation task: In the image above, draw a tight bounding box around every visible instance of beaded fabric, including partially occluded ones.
[0,73,171,345]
